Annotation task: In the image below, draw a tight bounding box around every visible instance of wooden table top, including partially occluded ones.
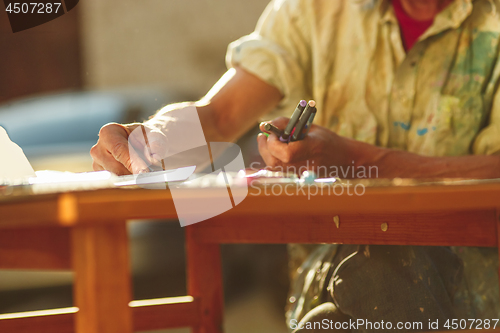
[1,178,500,229]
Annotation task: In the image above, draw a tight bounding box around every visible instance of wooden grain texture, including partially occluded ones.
[0,189,178,227]
[497,208,500,300]
[0,195,61,228]
[0,298,200,332]
[218,183,500,216]
[1,184,500,333]
[186,226,224,333]
[0,227,71,269]
[0,311,74,333]
[2,183,500,227]
[73,189,177,222]
[190,210,498,247]
[71,223,133,333]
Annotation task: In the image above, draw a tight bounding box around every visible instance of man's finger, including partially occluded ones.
[257,133,282,168]
[91,144,133,175]
[100,124,149,174]
[144,131,170,163]
[98,153,133,175]
[128,125,169,165]
[92,161,104,171]
[266,133,297,163]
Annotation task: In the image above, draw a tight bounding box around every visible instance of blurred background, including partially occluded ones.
[0,1,291,332]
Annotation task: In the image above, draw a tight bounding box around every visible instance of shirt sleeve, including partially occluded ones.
[472,76,500,155]
[226,0,312,117]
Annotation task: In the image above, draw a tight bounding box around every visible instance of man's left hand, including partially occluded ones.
[257,117,349,175]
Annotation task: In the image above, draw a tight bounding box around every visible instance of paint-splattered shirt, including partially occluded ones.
[226,0,500,322]
[227,0,500,156]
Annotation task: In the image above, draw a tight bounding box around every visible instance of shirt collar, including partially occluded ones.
[422,0,473,39]
[378,0,473,36]
[379,0,397,24]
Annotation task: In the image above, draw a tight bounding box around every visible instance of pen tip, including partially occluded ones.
[299,100,307,107]
[308,100,316,107]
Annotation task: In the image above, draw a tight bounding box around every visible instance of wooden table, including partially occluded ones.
[0,179,499,333]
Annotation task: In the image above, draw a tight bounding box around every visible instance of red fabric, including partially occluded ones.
[392,0,434,51]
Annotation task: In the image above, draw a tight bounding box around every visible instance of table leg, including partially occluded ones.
[186,226,224,333]
[72,222,133,333]
[497,212,500,301]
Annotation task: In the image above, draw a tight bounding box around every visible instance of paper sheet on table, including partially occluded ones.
[0,126,35,180]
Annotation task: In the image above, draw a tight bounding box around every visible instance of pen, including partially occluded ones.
[280,100,307,142]
[262,122,284,137]
[291,100,316,141]
[298,106,317,140]
[141,124,165,172]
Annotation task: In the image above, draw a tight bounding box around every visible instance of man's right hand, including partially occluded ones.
[90,122,150,175]
[90,66,283,176]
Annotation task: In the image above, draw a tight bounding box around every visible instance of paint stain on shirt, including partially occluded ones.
[417,128,428,136]
[394,121,411,130]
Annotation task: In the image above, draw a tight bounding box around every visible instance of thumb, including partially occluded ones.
[128,124,169,166]
[145,130,170,163]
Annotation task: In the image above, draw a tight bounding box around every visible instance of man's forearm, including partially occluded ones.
[149,101,228,142]
[149,67,282,144]
[345,137,500,179]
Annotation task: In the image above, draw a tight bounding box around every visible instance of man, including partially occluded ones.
[91,0,500,330]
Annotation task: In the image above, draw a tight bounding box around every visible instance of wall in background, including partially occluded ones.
[0,0,270,103]
[0,8,82,103]
[80,0,271,100]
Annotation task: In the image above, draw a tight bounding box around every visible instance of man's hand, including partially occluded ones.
[90,67,282,176]
[257,117,348,176]
[258,117,500,179]
[90,123,150,175]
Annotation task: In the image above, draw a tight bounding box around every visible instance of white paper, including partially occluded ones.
[0,126,36,180]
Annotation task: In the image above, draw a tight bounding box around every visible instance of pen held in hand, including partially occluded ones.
[291,100,316,142]
[298,106,317,140]
[280,100,307,142]
[262,122,284,137]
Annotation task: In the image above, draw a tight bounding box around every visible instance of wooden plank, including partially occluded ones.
[186,226,224,333]
[190,210,498,247]
[0,189,179,227]
[0,297,200,332]
[219,183,500,216]
[0,227,71,269]
[0,195,61,228]
[74,189,177,222]
[71,223,133,333]
[2,183,500,227]
[132,297,200,331]
[0,308,75,333]
[497,208,500,301]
